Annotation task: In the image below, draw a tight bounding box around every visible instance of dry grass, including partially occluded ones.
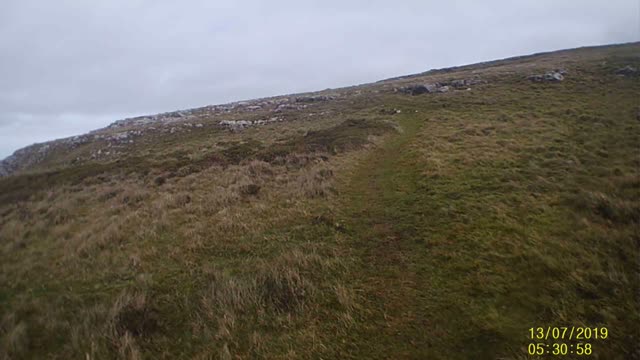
[580,191,639,224]
[0,313,28,359]
[0,116,374,358]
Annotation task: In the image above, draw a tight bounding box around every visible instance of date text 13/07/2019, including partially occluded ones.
[529,327,608,341]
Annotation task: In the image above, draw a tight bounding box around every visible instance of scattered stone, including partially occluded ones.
[448,77,486,89]
[220,120,249,130]
[379,108,402,115]
[412,85,431,95]
[615,65,637,76]
[425,84,439,93]
[450,79,467,89]
[545,72,564,82]
[107,130,143,142]
[295,95,335,103]
[528,70,565,82]
[397,78,478,95]
[527,75,543,82]
[398,85,429,95]
[219,118,281,131]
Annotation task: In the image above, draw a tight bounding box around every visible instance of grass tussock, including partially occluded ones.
[580,191,639,224]
[294,163,334,198]
[201,250,320,317]
[0,313,28,359]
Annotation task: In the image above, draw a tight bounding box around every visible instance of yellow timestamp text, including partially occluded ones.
[529,326,608,341]
[528,342,593,356]
[526,326,608,356]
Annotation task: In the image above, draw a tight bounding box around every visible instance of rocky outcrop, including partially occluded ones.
[615,66,637,77]
[398,84,429,95]
[295,95,336,103]
[528,69,566,82]
[219,117,283,131]
[0,143,53,177]
[397,83,447,95]
[0,89,342,177]
[397,84,440,95]
[448,77,486,89]
[397,77,484,95]
[379,108,402,115]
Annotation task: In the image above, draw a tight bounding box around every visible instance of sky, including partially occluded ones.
[0,0,638,159]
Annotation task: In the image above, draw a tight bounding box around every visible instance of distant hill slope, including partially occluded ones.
[0,43,638,359]
[2,42,637,178]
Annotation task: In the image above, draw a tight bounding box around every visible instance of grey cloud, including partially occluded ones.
[1,0,638,158]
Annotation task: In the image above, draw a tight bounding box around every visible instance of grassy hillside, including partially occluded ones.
[1,43,639,359]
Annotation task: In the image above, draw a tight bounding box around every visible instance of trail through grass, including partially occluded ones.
[335,81,638,359]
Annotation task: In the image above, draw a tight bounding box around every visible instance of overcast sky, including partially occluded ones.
[0,0,638,158]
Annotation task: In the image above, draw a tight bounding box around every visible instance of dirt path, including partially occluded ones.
[335,110,521,359]
[329,69,639,359]
[335,114,451,359]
